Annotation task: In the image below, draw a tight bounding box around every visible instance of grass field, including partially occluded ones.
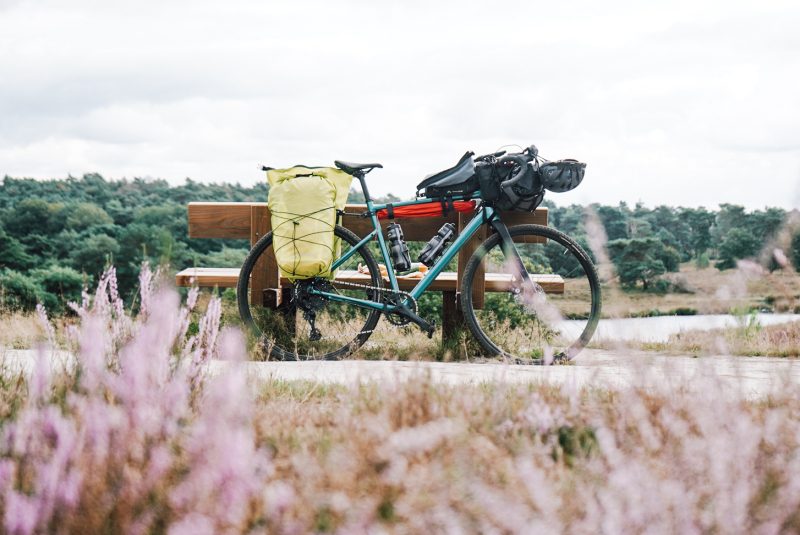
[2,266,800,533]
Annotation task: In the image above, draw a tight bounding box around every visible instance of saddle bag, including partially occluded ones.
[415,152,479,198]
[265,166,352,281]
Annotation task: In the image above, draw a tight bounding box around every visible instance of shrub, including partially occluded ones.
[0,269,55,310]
[715,228,761,270]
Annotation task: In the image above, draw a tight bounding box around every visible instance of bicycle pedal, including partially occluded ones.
[426,319,437,339]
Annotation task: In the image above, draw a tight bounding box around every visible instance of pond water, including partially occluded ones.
[569,314,800,343]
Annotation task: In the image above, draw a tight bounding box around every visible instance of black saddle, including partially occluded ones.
[334,160,383,176]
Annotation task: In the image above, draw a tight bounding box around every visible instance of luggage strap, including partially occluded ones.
[438,196,455,216]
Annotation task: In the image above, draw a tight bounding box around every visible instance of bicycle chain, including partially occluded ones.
[318,279,420,340]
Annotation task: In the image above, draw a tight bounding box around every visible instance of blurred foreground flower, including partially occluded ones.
[1,265,270,534]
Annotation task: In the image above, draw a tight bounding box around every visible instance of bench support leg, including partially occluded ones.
[441,291,466,346]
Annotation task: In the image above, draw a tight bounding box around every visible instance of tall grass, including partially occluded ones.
[0,265,799,532]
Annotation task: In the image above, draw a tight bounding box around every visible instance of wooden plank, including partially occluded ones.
[175,268,564,294]
[499,208,548,227]
[188,202,264,239]
[490,208,549,243]
[251,204,281,307]
[456,210,486,309]
[175,268,239,288]
[187,202,548,242]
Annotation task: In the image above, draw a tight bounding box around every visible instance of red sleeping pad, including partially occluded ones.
[377,200,476,220]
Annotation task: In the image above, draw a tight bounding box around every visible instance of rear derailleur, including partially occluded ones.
[293,278,333,341]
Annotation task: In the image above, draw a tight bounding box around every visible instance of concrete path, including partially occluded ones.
[3,347,798,398]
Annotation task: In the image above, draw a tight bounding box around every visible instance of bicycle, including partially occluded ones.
[237,149,601,363]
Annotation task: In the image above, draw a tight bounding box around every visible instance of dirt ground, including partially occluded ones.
[597,263,800,318]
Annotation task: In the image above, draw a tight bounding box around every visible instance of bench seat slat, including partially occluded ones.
[175,268,565,294]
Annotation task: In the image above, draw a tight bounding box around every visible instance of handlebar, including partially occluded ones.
[498,154,532,189]
[474,150,506,162]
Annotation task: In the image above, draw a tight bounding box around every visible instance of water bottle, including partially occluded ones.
[418,223,456,267]
[387,222,411,272]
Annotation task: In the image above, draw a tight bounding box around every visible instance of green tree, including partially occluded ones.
[658,246,682,273]
[596,205,628,241]
[66,203,114,231]
[680,207,714,258]
[70,234,120,278]
[627,218,653,239]
[30,265,85,308]
[791,232,800,271]
[713,204,747,247]
[3,199,52,237]
[715,228,761,270]
[19,234,55,264]
[745,207,785,242]
[0,225,34,271]
[607,238,667,290]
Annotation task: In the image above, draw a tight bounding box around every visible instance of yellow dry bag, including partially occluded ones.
[265,166,352,281]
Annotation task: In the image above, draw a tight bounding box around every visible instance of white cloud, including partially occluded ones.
[0,0,798,210]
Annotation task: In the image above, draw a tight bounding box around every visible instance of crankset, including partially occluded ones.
[383,294,417,326]
[383,295,435,338]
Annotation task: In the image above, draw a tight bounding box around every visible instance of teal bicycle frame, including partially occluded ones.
[315,194,496,314]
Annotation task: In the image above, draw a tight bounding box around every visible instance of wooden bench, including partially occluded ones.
[176,202,562,343]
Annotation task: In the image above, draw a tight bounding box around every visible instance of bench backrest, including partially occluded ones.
[188,202,547,242]
[187,202,548,296]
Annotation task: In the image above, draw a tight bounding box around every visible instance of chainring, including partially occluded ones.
[383,294,418,326]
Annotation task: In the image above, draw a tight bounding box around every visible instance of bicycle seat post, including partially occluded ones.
[356,172,373,206]
[333,160,382,207]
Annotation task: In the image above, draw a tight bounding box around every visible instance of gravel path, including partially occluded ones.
[3,347,798,398]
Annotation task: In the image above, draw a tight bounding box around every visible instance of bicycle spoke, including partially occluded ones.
[238,227,383,360]
[461,225,601,361]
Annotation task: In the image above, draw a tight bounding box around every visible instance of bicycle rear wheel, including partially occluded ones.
[237,225,384,360]
[460,224,601,362]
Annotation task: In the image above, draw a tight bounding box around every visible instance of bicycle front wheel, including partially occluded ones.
[460,224,601,362]
[237,225,384,360]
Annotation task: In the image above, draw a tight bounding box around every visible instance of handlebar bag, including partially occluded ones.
[475,161,511,203]
[416,152,478,198]
[476,159,543,212]
[265,166,352,281]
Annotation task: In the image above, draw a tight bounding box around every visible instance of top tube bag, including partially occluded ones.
[415,152,479,199]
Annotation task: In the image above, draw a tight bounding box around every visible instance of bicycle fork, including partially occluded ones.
[490,219,545,310]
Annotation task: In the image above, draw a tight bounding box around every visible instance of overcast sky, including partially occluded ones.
[1,0,799,210]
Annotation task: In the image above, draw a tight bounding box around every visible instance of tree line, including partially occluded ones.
[0,173,795,311]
